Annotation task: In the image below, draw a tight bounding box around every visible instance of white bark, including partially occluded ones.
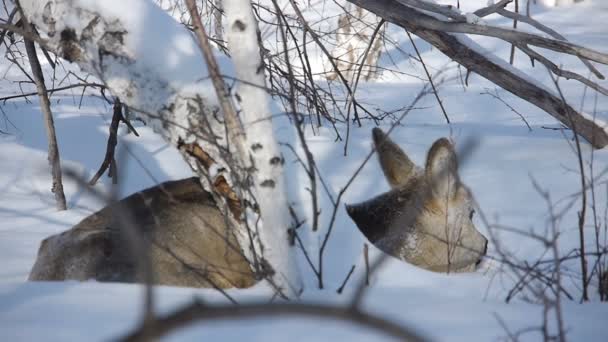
[223,0,303,295]
[20,0,301,296]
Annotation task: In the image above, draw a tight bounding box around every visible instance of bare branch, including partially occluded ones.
[337,265,356,294]
[0,82,106,103]
[405,29,450,124]
[89,99,139,186]
[347,0,608,148]
[120,300,428,342]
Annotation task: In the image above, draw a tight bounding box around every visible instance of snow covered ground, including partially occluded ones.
[1,0,608,341]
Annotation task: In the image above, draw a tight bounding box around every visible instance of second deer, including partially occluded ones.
[346,128,488,273]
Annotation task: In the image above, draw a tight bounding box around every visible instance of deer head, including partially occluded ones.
[346,128,488,273]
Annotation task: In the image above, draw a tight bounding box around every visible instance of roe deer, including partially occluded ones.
[29,177,256,288]
[346,128,488,272]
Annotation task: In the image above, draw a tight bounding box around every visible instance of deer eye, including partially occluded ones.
[469,209,475,220]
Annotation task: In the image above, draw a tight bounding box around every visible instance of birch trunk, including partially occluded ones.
[223,0,303,295]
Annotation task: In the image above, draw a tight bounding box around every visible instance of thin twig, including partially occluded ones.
[548,71,589,302]
[405,29,450,124]
[509,0,518,65]
[343,19,387,156]
[89,99,139,185]
[337,265,356,294]
[0,82,106,102]
[364,243,370,286]
[481,89,531,131]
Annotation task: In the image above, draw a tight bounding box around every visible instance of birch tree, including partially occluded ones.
[221,0,302,293]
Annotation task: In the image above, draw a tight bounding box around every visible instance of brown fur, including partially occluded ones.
[373,128,416,188]
[29,178,256,288]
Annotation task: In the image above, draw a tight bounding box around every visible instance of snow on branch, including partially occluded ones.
[19,0,301,297]
[349,0,608,148]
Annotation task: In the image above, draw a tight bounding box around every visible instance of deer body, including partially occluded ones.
[29,178,256,288]
[346,128,487,273]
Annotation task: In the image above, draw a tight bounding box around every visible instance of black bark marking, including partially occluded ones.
[256,61,264,74]
[260,180,275,188]
[269,156,283,166]
[251,143,263,151]
[233,20,246,31]
[59,28,80,62]
[60,28,77,42]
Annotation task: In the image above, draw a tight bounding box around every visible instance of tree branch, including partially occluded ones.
[120,300,427,342]
[347,0,608,148]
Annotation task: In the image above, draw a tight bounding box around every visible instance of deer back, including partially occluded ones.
[29,177,256,288]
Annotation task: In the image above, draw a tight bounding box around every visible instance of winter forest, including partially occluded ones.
[0,0,607,340]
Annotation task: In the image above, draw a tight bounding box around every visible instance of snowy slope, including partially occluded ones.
[1,0,608,341]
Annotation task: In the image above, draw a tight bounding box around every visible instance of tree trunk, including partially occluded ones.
[24,39,67,211]
[223,0,303,294]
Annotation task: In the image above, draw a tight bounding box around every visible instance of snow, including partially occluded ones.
[2,0,608,341]
[539,0,578,7]
[464,13,486,25]
[20,0,234,141]
[71,0,208,90]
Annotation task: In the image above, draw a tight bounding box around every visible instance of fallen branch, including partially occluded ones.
[120,300,427,342]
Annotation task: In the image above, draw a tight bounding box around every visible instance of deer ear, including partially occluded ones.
[372,128,416,188]
[425,138,460,199]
